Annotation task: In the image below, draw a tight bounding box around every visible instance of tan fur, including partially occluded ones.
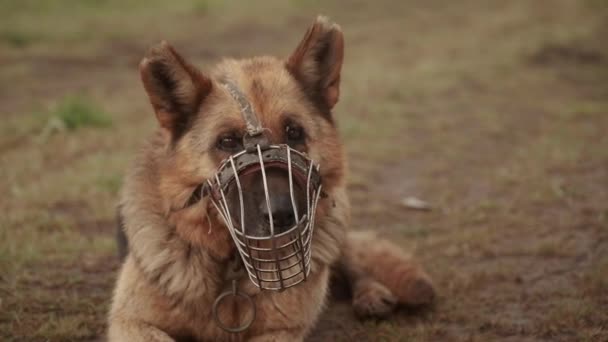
[109,16,434,342]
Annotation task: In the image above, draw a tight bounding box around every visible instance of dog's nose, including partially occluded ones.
[260,194,296,232]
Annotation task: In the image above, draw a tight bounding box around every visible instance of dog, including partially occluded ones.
[109,16,435,341]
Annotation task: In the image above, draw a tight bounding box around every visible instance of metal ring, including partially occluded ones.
[212,285,256,333]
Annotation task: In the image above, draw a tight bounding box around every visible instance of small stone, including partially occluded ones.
[401,197,432,211]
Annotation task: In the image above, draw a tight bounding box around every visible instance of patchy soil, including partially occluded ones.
[1,0,607,341]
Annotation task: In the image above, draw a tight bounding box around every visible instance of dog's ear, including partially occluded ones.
[287,16,344,112]
[140,41,212,139]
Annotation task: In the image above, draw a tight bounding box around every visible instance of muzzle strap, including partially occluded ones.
[184,183,206,208]
[222,80,270,151]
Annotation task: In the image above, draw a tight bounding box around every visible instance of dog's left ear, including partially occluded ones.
[287,16,344,112]
[140,41,212,140]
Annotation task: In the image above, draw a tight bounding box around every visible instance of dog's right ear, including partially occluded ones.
[287,16,344,114]
[140,41,212,139]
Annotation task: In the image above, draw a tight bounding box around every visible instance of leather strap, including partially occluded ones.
[222,80,264,136]
[182,80,271,209]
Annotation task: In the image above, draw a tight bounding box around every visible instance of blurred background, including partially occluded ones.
[1,0,607,341]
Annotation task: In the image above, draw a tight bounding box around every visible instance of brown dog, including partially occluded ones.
[108,16,434,341]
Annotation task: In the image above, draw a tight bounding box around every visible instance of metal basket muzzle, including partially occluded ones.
[207,144,322,291]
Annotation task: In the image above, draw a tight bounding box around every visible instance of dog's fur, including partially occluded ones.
[108,16,435,342]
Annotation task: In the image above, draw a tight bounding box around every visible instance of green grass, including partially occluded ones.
[0,30,41,48]
[49,96,112,131]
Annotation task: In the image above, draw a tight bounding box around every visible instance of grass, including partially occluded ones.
[47,96,112,131]
[1,0,607,341]
[0,30,41,48]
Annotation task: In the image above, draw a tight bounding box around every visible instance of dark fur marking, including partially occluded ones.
[172,334,198,342]
[286,69,334,124]
[115,205,129,261]
[183,241,194,265]
[150,61,178,105]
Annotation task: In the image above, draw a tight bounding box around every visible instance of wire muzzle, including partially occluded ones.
[207,144,322,291]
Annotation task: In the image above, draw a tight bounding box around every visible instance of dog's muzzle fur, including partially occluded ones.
[207,144,322,290]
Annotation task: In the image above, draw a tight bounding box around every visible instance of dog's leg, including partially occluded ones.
[342,231,435,318]
[108,257,179,342]
[340,236,398,318]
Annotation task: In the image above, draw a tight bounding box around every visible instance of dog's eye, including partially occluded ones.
[217,136,241,152]
[285,125,305,143]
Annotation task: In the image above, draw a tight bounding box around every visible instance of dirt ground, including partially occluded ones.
[1,1,607,341]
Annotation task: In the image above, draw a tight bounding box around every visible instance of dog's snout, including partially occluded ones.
[226,167,306,236]
[260,194,296,232]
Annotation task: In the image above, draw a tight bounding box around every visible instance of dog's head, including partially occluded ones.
[140,16,345,243]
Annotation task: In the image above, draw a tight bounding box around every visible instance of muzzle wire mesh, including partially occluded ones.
[207,144,322,291]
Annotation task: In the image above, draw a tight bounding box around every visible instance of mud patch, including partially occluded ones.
[529,44,604,66]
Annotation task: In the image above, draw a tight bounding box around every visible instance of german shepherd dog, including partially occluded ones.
[109,16,435,341]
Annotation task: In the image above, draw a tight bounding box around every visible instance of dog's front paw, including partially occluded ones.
[352,279,397,319]
[398,274,436,306]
